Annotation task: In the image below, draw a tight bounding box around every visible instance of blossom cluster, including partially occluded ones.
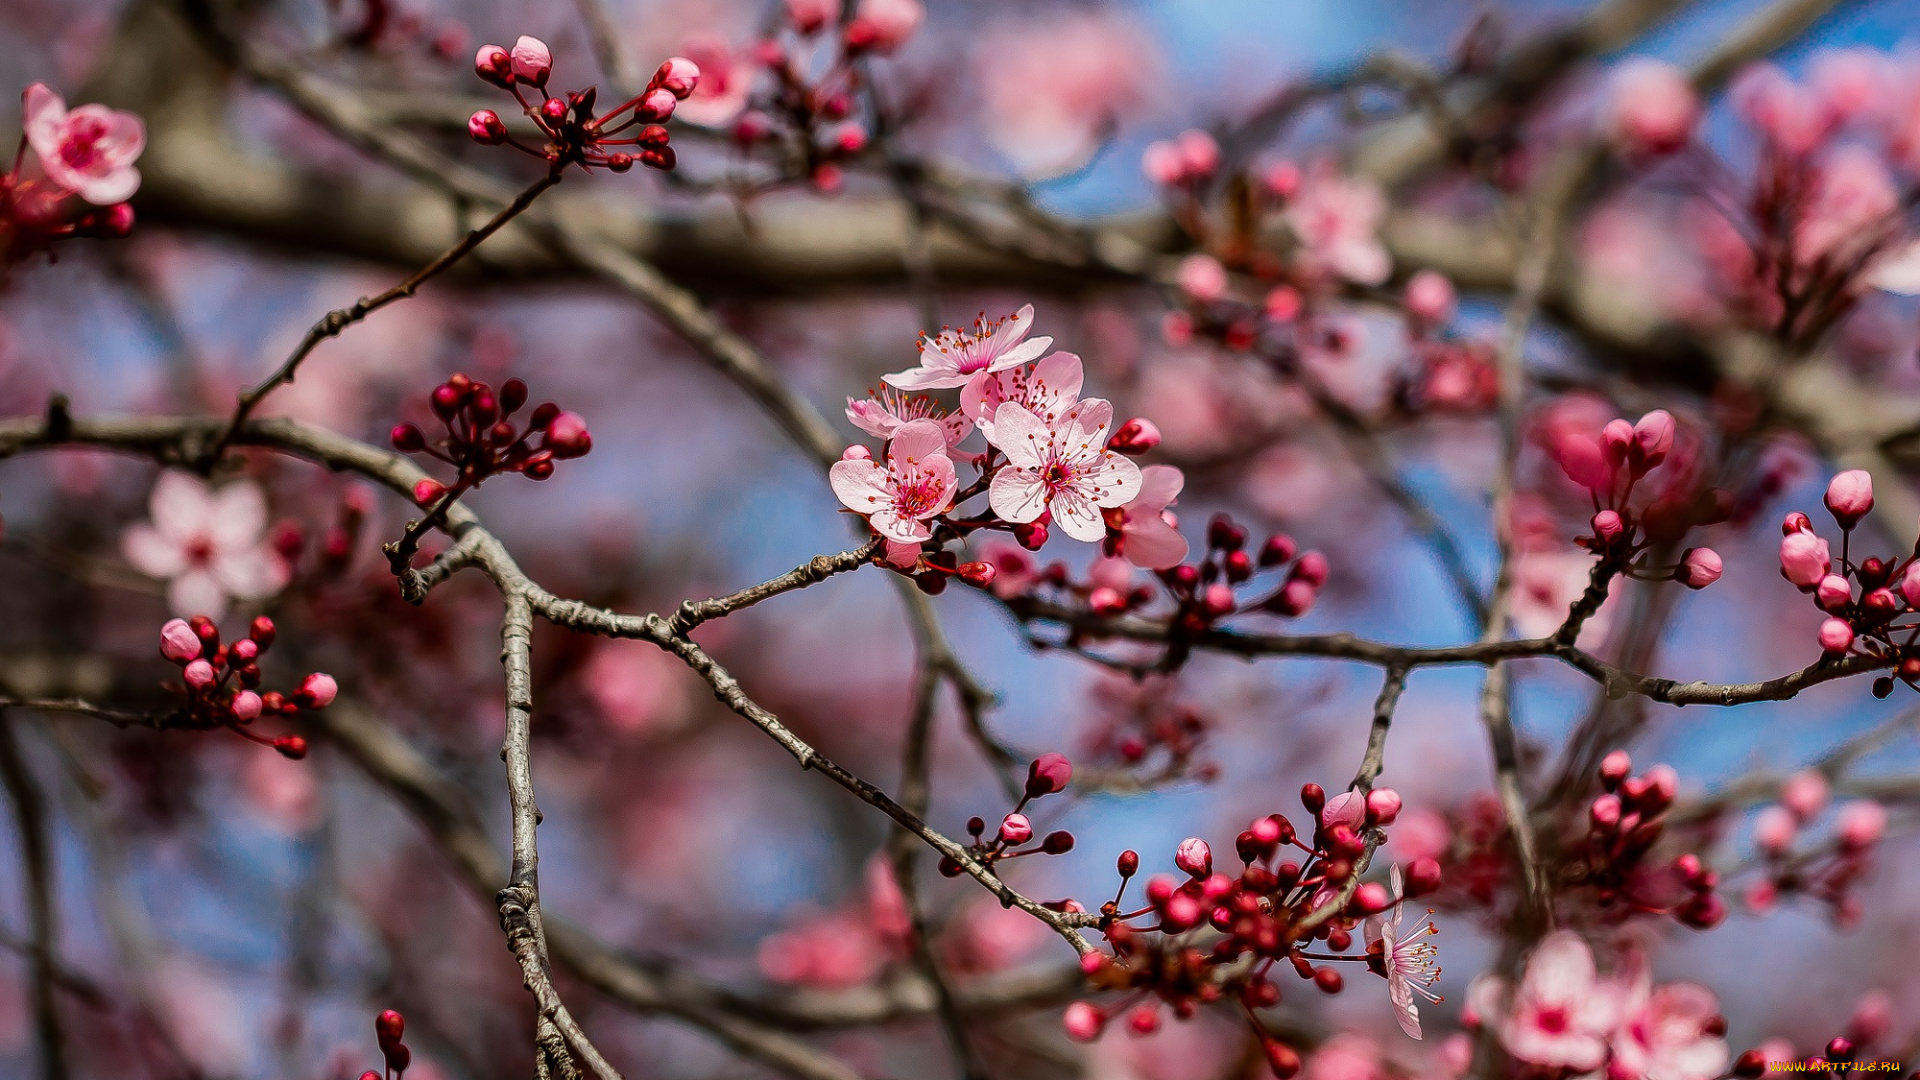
[1573,751,1726,930]
[468,36,697,172]
[158,615,334,759]
[1064,782,1439,1073]
[1770,468,1920,679]
[936,753,1077,877]
[357,1009,411,1080]
[392,373,592,508]
[1745,768,1888,925]
[2,84,144,268]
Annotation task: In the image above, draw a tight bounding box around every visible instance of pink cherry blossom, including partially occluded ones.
[509,35,552,88]
[1836,800,1887,849]
[122,471,291,618]
[846,385,974,452]
[159,617,202,662]
[1604,59,1700,156]
[1732,64,1830,156]
[1286,163,1391,285]
[847,0,923,53]
[757,911,888,988]
[1321,790,1366,830]
[962,350,1085,443]
[1753,805,1797,855]
[1365,865,1441,1040]
[884,305,1053,390]
[1177,254,1228,302]
[21,83,145,205]
[1610,977,1730,1080]
[1780,768,1831,821]
[986,400,1142,541]
[830,419,957,543]
[978,10,1157,178]
[1794,146,1897,266]
[1309,1034,1384,1080]
[674,34,756,128]
[1468,931,1626,1071]
[1107,464,1189,570]
[1824,469,1874,527]
[978,540,1040,599]
[1404,271,1457,324]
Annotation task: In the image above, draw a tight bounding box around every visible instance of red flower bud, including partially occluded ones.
[1026,752,1072,798]
[1108,418,1162,455]
[273,735,309,760]
[468,109,508,144]
[474,44,513,87]
[1404,856,1443,898]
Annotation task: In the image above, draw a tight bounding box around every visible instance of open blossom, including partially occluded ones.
[978,10,1157,177]
[673,34,756,127]
[122,472,291,618]
[1794,146,1898,266]
[884,305,1052,390]
[22,83,145,205]
[961,350,1085,443]
[1468,931,1626,1071]
[1106,464,1188,569]
[1365,865,1441,1040]
[846,386,973,451]
[1610,971,1729,1080]
[986,400,1142,541]
[1286,164,1391,285]
[830,420,956,543]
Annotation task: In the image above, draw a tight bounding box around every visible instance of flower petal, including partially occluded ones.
[149,470,216,542]
[209,480,269,551]
[984,334,1053,373]
[987,402,1049,469]
[1050,488,1105,541]
[1122,514,1188,569]
[830,459,892,513]
[122,523,187,578]
[213,545,289,600]
[1075,450,1142,509]
[887,418,949,465]
[988,468,1048,524]
[168,570,229,619]
[1133,463,1184,513]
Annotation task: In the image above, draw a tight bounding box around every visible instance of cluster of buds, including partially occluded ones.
[1745,769,1886,926]
[1574,751,1725,929]
[357,1009,410,1080]
[1394,274,1497,415]
[1730,989,1898,1080]
[1065,783,1439,1075]
[937,754,1076,877]
[2,84,142,270]
[158,616,333,759]
[1545,409,1727,588]
[468,36,696,172]
[1082,677,1215,786]
[1155,515,1329,633]
[1141,130,1221,192]
[392,374,591,508]
[1776,470,1920,676]
[707,0,921,192]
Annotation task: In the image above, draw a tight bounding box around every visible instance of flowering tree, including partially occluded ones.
[0,0,1917,1078]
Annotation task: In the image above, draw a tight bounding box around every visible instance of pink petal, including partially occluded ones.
[1075,450,1142,509]
[21,84,66,163]
[987,402,1049,469]
[830,459,891,513]
[867,508,933,543]
[1049,488,1105,541]
[1133,464,1184,512]
[1122,515,1188,569]
[213,545,290,600]
[988,468,1048,524]
[149,471,216,543]
[209,480,269,551]
[847,398,901,439]
[168,570,229,619]
[881,363,966,391]
[122,523,187,578]
[983,334,1053,373]
[887,418,949,465]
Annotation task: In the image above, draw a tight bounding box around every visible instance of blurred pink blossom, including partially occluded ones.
[977,10,1158,177]
[22,82,144,205]
[121,471,291,617]
[674,34,756,127]
[1286,163,1391,285]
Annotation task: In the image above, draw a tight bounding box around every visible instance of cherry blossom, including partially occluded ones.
[673,34,756,127]
[884,305,1053,390]
[1605,59,1701,157]
[1106,464,1189,569]
[846,385,974,451]
[961,350,1085,442]
[977,10,1157,177]
[1610,972,1729,1080]
[845,0,923,54]
[986,400,1142,541]
[21,82,144,205]
[1364,865,1442,1040]
[1467,931,1626,1071]
[830,419,957,543]
[122,471,291,618]
[1286,163,1391,285]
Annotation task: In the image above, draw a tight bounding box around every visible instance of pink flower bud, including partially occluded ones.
[1270,578,1317,617]
[1026,752,1073,798]
[1591,509,1624,543]
[1643,763,1679,805]
[786,0,835,33]
[1816,574,1853,612]
[544,411,592,458]
[1677,547,1722,588]
[841,445,872,461]
[1177,254,1228,302]
[1744,879,1779,914]
[1320,789,1366,830]
[1404,270,1456,324]
[1590,793,1622,832]
[1201,583,1235,617]
[1846,989,1893,1045]
[159,618,202,663]
[998,813,1033,845]
[1264,160,1301,199]
[509,36,552,88]
[1264,285,1301,322]
[1780,531,1832,588]
[1630,410,1675,472]
[1753,805,1796,856]
[413,478,447,505]
[184,659,215,688]
[1818,617,1855,653]
[1088,586,1126,617]
[957,561,996,588]
[468,109,508,145]
[1603,419,1635,465]
[231,690,262,721]
[1292,551,1330,587]
[1175,129,1219,178]
[273,735,309,759]
[1783,511,1813,535]
[1901,563,1920,608]
[1350,881,1392,915]
[1825,469,1875,529]
[475,44,512,87]
[1836,800,1886,851]
[1605,59,1700,156]
[1600,749,1632,788]
[655,56,701,98]
[1141,140,1184,186]
[1365,787,1401,825]
[1174,837,1212,877]
[1063,1002,1105,1042]
[1108,418,1162,455]
[1161,892,1202,931]
[297,672,339,709]
[635,88,678,123]
[1404,856,1443,898]
[1780,769,1831,822]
